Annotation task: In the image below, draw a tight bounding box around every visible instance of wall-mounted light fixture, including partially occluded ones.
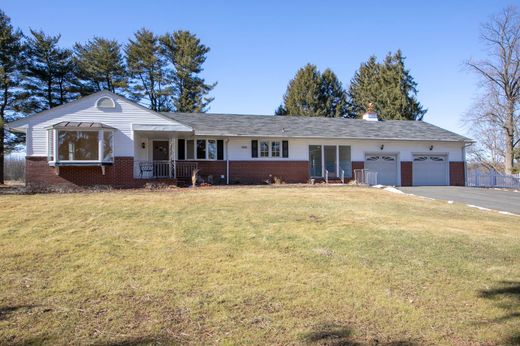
[380,144,384,150]
[141,142,146,149]
[429,145,433,151]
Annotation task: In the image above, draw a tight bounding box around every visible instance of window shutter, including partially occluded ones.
[251,140,258,158]
[178,139,185,160]
[282,140,289,158]
[217,140,224,160]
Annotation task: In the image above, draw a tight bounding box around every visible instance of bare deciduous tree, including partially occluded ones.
[466,6,520,174]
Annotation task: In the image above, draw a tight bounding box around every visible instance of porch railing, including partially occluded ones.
[134,160,199,179]
[176,162,198,178]
[135,160,172,179]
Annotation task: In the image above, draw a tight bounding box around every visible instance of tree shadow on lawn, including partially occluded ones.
[301,322,417,346]
[0,305,37,321]
[478,281,520,345]
[97,336,176,346]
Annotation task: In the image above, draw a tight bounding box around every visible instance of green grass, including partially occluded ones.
[0,186,519,345]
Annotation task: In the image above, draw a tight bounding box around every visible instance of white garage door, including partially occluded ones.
[413,155,448,186]
[365,155,398,186]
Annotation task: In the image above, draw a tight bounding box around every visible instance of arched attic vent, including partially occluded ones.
[96,96,116,109]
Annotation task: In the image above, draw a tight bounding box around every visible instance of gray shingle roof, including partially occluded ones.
[163,113,472,142]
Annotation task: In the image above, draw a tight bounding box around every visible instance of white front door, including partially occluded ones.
[412,155,448,186]
[365,154,398,186]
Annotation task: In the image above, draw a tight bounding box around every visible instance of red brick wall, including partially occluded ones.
[351,161,364,180]
[401,161,413,186]
[183,160,227,184]
[25,156,153,188]
[229,160,309,183]
[450,161,465,186]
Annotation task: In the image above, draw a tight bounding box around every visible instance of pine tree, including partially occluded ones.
[348,51,426,120]
[126,28,171,112]
[0,10,24,184]
[74,37,127,95]
[320,68,348,117]
[20,30,78,114]
[276,64,348,117]
[160,30,216,112]
[347,56,380,117]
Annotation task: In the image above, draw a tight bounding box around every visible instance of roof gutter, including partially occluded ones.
[189,133,474,143]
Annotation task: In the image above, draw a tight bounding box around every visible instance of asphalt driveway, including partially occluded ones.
[398,186,520,214]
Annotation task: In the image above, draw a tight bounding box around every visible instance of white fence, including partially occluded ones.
[354,169,378,186]
[467,170,520,189]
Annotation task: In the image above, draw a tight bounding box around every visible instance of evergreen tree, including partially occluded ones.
[74,37,127,94]
[274,104,287,115]
[20,30,78,114]
[0,10,24,184]
[320,68,348,117]
[282,64,323,116]
[276,64,348,117]
[347,56,380,117]
[160,30,216,112]
[126,28,171,112]
[348,51,426,120]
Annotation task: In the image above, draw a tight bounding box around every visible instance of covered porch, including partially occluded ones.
[132,124,197,180]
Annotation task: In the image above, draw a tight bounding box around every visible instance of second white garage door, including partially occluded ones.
[412,155,448,186]
[365,155,398,186]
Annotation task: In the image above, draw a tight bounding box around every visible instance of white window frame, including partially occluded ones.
[256,140,284,159]
[309,144,352,178]
[53,128,115,164]
[259,140,270,157]
[271,141,281,157]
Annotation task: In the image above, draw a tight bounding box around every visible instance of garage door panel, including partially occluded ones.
[365,155,398,186]
[413,155,448,186]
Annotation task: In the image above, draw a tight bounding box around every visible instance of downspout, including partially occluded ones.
[226,139,230,185]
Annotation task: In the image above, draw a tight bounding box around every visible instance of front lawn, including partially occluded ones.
[0,186,519,345]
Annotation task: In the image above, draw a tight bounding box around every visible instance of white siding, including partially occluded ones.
[25,92,183,157]
[225,137,465,162]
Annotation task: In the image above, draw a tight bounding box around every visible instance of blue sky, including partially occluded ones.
[2,0,515,136]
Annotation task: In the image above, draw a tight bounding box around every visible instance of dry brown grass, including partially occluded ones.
[0,186,519,345]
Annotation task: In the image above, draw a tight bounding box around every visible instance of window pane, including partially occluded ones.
[339,146,352,178]
[58,130,99,161]
[196,140,206,159]
[324,145,336,176]
[271,141,281,157]
[309,145,322,177]
[186,140,194,159]
[208,140,217,160]
[103,131,113,162]
[260,141,269,157]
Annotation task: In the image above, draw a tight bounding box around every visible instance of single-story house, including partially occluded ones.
[5,90,473,187]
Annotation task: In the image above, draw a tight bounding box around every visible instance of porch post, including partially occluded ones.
[172,137,176,179]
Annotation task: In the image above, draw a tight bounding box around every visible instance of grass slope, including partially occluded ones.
[0,186,519,345]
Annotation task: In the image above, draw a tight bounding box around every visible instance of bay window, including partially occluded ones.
[54,129,114,163]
